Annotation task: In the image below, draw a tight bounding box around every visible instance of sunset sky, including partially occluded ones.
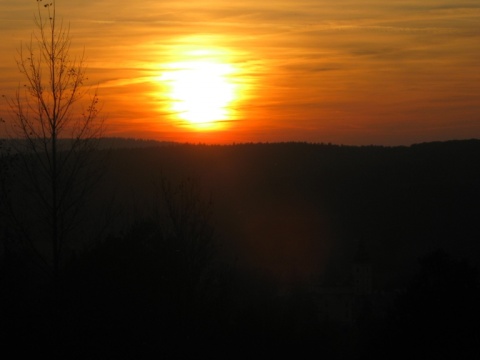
[1,0,479,145]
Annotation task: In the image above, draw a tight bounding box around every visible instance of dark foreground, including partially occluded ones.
[2,140,480,358]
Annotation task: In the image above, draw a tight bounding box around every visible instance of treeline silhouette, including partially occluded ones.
[1,139,480,358]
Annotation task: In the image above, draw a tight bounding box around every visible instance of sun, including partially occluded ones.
[160,58,238,130]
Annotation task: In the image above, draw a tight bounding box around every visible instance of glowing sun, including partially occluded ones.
[160,59,238,130]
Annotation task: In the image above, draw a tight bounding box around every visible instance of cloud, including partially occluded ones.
[2,0,479,143]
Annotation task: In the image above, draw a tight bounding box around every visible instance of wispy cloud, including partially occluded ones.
[1,0,479,144]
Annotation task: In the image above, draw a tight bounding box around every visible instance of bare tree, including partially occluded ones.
[4,0,103,281]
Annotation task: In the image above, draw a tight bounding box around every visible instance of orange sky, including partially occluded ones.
[1,0,480,145]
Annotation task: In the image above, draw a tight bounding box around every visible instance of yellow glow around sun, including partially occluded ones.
[158,53,240,130]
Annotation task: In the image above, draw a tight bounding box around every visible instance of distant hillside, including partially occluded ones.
[94,137,176,149]
[0,137,175,152]
[92,139,480,288]
[4,138,480,287]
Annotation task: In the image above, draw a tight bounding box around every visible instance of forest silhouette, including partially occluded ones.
[1,139,480,358]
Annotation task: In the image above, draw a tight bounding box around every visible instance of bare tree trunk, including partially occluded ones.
[4,0,103,281]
